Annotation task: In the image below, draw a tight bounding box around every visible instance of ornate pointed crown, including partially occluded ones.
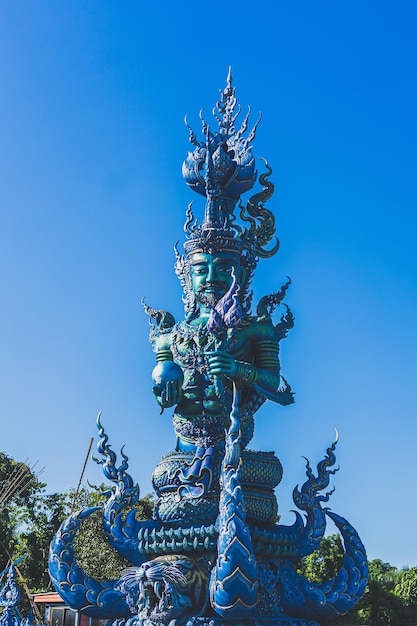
[181,69,279,261]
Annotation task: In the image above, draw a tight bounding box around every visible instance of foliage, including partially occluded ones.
[298,548,417,626]
[354,578,402,625]
[13,492,70,592]
[73,494,154,580]
[0,451,46,572]
[0,447,155,601]
[298,541,406,626]
[0,450,153,608]
[0,451,62,613]
[394,566,417,606]
[393,567,417,625]
[368,559,400,591]
[13,487,110,592]
[345,560,401,626]
[298,533,344,583]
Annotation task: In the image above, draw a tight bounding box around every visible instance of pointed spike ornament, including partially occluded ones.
[181,71,277,268]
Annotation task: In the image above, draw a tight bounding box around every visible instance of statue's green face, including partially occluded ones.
[189,251,238,306]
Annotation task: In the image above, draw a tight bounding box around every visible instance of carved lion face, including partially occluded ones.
[119,555,209,625]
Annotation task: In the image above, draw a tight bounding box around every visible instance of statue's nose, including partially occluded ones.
[207,265,217,282]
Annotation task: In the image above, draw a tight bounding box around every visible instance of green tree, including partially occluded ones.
[298,533,344,583]
[297,534,358,625]
[0,451,66,615]
[297,539,408,626]
[394,566,417,606]
[13,492,70,592]
[394,567,417,625]
[348,560,401,626]
[1,448,155,596]
[73,493,154,580]
[0,451,47,571]
[368,559,399,591]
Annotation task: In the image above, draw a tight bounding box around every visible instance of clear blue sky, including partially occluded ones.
[1,1,416,569]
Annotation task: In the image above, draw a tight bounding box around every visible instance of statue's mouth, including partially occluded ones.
[138,579,173,617]
[198,282,227,295]
[197,285,228,308]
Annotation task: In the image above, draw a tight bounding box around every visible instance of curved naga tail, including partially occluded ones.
[210,386,258,618]
[293,436,339,557]
[93,413,159,565]
[277,510,368,620]
[253,436,340,562]
[48,507,131,618]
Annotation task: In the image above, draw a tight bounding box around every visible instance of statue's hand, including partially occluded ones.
[152,379,183,409]
[205,351,239,379]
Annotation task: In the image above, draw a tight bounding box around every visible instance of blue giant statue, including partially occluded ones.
[49,72,368,626]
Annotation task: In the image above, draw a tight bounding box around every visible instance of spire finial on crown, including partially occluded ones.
[180,72,279,263]
[227,65,232,88]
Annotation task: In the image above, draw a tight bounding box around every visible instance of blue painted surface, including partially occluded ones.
[0,568,22,626]
[48,75,368,625]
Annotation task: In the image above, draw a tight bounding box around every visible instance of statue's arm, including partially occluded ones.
[151,331,184,410]
[206,319,280,392]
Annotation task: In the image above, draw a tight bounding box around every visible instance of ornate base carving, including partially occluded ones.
[116,617,321,626]
[184,617,321,626]
[153,448,282,524]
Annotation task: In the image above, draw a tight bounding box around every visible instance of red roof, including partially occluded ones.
[32,592,64,604]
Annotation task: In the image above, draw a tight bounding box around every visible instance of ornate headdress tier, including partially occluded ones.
[181,69,279,261]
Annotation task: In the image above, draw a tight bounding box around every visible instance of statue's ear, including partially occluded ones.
[184,261,192,287]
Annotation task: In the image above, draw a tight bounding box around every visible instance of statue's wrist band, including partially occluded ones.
[156,350,174,362]
[235,361,257,385]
